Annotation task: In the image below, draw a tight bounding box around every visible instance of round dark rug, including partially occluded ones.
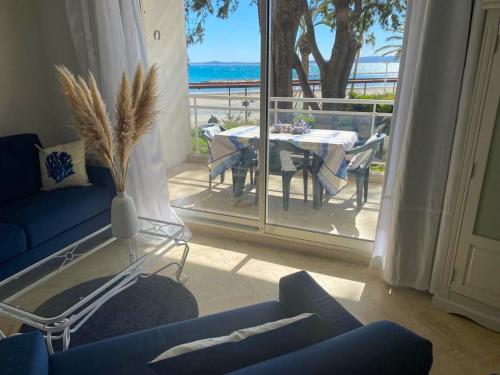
[20,275,198,348]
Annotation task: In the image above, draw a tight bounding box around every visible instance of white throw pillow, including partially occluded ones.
[151,313,316,362]
[36,140,90,191]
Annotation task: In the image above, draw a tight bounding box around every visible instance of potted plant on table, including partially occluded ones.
[56,64,159,239]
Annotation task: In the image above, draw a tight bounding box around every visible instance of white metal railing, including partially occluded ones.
[190,94,260,155]
[270,96,393,142]
[189,94,394,156]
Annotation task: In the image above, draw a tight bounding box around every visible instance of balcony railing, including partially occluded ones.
[189,94,394,162]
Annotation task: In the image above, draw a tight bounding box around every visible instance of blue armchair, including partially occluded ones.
[0,271,433,375]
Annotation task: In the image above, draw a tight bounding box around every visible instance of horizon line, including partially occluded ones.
[188,56,398,65]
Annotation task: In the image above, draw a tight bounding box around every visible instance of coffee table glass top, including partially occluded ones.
[0,217,185,321]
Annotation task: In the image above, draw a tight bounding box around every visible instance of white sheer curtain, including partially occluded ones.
[371,0,474,290]
[65,0,185,232]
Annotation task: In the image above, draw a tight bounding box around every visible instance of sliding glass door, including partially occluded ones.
[168,1,263,222]
[170,0,405,249]
[262,0,402,244]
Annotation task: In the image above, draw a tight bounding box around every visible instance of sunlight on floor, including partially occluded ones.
[234,258,366,302]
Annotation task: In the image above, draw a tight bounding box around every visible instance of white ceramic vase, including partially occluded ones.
[111,191,139,239]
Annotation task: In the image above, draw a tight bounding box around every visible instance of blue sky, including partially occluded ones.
[187,2,400,63]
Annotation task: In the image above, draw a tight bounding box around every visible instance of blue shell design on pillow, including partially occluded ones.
[45,151,75,183]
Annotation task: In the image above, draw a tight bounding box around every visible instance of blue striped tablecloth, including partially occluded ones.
[208,126,358,195]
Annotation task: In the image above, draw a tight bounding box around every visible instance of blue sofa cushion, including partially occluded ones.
[229,321,433,375]
[148,313,320,375]
[0,186,111,248]
[86,165,116,196]
[0,222,27,263]
[0,331,48,375]
[0,134,42,204]
[49,301,285,375]
[0,211,111,282]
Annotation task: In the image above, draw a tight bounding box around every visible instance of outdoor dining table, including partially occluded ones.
[208,125,358,209]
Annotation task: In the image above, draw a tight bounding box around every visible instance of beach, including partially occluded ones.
[189,85,396,126]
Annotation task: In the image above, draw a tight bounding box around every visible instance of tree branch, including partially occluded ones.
[301,0,325,67]
[293,53,321,110]
[328,0,350,63]
[352,0,363,21]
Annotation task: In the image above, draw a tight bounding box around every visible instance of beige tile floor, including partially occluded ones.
[1,232,499,374]
[167,162,382,241]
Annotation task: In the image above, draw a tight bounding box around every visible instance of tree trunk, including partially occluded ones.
[270,0,303,109]
[301,0,362,109]
[320,30,360,109]
[293,53,320,110]
[301,52,310,78]
[298,33,311,79]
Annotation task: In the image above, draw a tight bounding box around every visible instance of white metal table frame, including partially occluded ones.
[0,217,189,353]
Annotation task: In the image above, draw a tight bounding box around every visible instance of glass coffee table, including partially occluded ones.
[0,217,188,353]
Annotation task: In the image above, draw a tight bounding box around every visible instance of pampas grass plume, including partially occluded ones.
[56,64,159,192]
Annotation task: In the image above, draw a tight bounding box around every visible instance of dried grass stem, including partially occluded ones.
[56,64,159,192]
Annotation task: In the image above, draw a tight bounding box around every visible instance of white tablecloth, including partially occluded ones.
[208,126,358,195]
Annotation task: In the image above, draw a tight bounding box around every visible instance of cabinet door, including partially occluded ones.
[452,17,500,309]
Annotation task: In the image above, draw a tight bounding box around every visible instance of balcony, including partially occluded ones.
[168,92,392,242]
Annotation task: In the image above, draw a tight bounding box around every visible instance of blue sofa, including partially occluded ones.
[0,272,433,374]
[0,134,115,281]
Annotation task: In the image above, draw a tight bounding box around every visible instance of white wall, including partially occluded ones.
[0,0,80,146]
[36,0,80,145]
[142,0,192,169]
[0,0,53,143]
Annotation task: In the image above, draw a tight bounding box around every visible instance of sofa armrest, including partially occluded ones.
[279,271,362,339]
[86,165,116,196]
[229,321,433,375]
[0,331,49,375]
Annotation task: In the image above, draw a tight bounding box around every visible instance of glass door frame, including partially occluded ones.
[255,0,373,254]
[177,0,374,256]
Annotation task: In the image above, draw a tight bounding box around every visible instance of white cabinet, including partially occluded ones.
[433,7,500,332]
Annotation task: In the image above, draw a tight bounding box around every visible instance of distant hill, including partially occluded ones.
[359,55,397,63]
[190,56,397,65]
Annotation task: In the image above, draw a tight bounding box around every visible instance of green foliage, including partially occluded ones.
[348,92,395,113]
[312,0,405,46]
[374,29,403,60]
[191,113,257,154]
[221,112,257,128]
[186,1,405,48]
[292,114,316,124]
[192,128,209,154]
[371,164,385,174]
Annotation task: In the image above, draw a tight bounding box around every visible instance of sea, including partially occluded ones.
[188,59,399,93]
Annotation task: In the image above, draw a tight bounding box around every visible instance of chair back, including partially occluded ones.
[346,133,386,171]
[248,138,304,173]
[199,124,226,159]
[374,118,390,135]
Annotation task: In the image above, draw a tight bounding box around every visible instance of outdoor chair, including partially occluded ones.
[250,138,309,210]
[346,133,386,209]
[199,124,227,190]
[374,118,390,159]
[374,118,390,135]
[200,124,257,194]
